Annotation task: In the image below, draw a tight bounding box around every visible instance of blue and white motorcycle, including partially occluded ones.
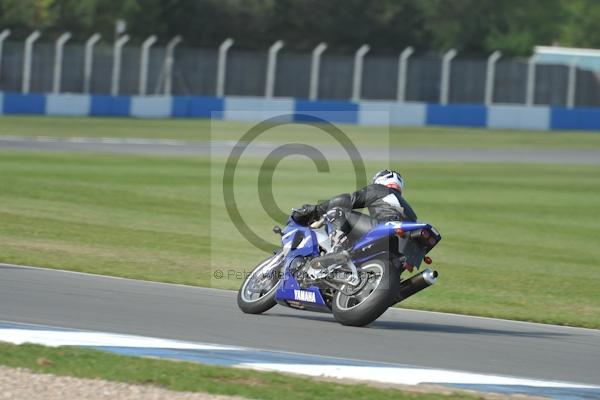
[237,212,441,326]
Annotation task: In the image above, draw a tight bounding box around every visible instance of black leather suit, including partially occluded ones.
[294,184,418,243]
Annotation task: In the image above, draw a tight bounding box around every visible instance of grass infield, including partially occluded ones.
[0,148,598,328]
[0,342,478,400]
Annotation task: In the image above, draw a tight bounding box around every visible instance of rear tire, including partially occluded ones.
[237,253,283,314]
[332,258,399,327]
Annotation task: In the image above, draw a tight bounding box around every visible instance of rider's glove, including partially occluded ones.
[291,204,318,226]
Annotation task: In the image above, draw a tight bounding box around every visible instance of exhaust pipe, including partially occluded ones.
[391,268,438,305]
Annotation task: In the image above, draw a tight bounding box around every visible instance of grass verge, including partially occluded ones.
[0,151,599,327]
[1,115,600,149]
[0,342,479,400]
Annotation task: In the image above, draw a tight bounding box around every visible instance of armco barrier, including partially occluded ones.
[1,92,599,131]
[358,101,426,126]
[3,93,46,115]
[294,100,359,124]
[224,97,295,122]
[551,107,600,131]
[426,104,487,128]
[130,96,172,118]
[90,95,131,116]
[171,96,224,118]
[488,105,550,131]
[46,94,91,116]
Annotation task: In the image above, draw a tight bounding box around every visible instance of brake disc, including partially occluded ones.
[340,271,371,296]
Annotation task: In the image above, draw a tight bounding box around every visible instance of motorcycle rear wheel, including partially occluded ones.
[332,258,399,327]
[237,252,283,314]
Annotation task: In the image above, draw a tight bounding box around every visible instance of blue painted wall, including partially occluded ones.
[426,104,487,128]
[90,96,131,117]
[1,91,600,131]
[551,107,600,131]
[294,100,359,124]
[3,93,46,114]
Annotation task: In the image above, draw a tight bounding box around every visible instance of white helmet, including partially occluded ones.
[372,169,404,193]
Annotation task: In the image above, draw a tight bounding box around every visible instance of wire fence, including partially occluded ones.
[1,33,599,107]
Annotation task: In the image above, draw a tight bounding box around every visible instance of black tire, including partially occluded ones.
[332,258,399,327]
[237,253,283,314]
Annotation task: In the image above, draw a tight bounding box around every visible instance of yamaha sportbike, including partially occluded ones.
[237,212,441,326]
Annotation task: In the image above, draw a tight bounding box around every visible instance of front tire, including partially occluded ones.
[237,253,283,314]
[332,258,399,327]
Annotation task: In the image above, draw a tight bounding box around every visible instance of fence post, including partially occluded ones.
[0,29,10,85]
[164,35,182,96]
[567,59,578,109]
[352,44,370,102]
[265,40,284,98]
[83,33,101,94]
[139,35,157,95]
[440,48,457,105]
[396,46,414,102]
[216,38,234,97]
[485,51,501,106]
[309,42,327,101]
[22,30,41,94]
[111,34,130,96]
[52,32,72,94]
[526,55,536,106]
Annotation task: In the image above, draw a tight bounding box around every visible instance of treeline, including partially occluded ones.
[1,0,599,56]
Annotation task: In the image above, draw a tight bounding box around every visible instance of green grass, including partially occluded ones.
[1,115,600,149]
[0,343,477,400]
[1,151,599,328]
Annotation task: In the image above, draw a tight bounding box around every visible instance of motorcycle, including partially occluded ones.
[237,211,441,326]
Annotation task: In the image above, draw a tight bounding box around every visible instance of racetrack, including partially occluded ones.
[2,135,600,164]
[1,263,598,387]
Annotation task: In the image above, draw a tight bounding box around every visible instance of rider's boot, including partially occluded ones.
[324,207,351,254]
[307,229,352,272]
[328,229,350,254]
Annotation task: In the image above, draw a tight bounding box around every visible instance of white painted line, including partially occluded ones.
[0,328,240,351]
[0,136,196,147]
[66,137,94,143]
[35,136,57,142]
[241,363,599,389]
[0,137,280,148]
[99,138,122,144]
[1,323,597,392]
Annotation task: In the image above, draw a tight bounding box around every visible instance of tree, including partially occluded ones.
[0,0,599,55]
[415,0,565,56]
[561,0,600,49]
[0,0,55,34]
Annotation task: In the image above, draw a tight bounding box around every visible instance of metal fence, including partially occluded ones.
[1,30,599,107]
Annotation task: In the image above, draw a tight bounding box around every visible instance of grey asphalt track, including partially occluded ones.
[1,136,600,164]
[1,264,598,385]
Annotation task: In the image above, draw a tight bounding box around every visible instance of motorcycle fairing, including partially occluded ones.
[351,221,430,252]
[275,266,329,311]
[276,221,329,311]
[274,218,440,312]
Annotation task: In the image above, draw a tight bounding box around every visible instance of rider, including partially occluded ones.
[291,169,418,254]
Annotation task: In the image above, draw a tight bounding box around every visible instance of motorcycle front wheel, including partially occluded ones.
[332,258,399,327]
[237,252,283,314]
